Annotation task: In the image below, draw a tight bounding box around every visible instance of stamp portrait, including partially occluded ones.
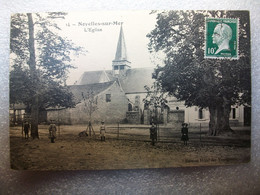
[205,18,239,59]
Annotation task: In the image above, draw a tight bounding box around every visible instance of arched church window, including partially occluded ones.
[128,103,133,111]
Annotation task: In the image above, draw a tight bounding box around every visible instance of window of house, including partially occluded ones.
[232,108,236,119]
[106,94,111,102]
[120,65,124,70]
[114,66,118,70]
[198,108,204,119]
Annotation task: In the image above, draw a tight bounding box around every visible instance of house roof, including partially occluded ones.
[69,81,115,103]
[10,103,26,110]
[77,67,155,94]
[77,70,113,85]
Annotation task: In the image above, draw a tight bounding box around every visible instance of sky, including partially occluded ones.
[57,11,158,85]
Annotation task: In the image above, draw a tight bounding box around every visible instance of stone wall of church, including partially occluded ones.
[126,93,147,111]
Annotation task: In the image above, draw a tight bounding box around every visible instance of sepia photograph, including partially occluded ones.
[9,10,251,170]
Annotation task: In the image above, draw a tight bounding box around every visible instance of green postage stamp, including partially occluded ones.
[205,18,239,59]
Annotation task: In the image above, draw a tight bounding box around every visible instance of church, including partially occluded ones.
[46,26,250,127]
[47,26,155,124]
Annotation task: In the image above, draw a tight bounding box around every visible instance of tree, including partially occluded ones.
[143,83,168,124]
[147,11,250,135]
[81,91,98,122]
[81,91,98,136]
[10,13,84,138]
[10,65,33,107]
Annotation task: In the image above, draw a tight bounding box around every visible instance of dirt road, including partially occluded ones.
[10,125,250,170]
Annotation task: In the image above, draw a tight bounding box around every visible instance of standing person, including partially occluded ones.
[181,123,189,145]
[22,120,30,139]
[150,122,157,146]
[100,121,106,141]
[48,120,57,143]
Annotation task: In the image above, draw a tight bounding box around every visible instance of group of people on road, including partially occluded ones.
[21,120,57,143]
[21,119,188,145]
[21,119,106,143]
[47,120,107,143]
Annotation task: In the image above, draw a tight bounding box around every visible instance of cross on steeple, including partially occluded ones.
[112,25,131,76]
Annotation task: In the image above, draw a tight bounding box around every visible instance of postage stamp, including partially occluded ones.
[205,18,239,59]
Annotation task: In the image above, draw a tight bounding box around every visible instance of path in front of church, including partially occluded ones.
[9,124,250,170]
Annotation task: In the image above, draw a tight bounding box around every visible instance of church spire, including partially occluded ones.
[112,25,131,76]
[114,25,128,61]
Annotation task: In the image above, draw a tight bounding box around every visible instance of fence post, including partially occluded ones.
[200,123,202,142]
[157,123,160,141]
[117,122,119,139]
[58,122,60,137]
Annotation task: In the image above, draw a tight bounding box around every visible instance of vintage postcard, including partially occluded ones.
[9,10,251,170]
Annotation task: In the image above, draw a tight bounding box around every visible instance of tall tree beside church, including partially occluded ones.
[143,83,168,124]
[147,11,250,135]
[81,91,98,122]
[10,13,83,138]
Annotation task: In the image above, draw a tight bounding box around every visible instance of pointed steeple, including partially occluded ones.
[112,25,131,76]
[114,25,128,61]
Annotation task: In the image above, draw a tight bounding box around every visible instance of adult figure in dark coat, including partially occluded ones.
[150,122,157,146]
[181,123,189,145]
[22,121,30,139]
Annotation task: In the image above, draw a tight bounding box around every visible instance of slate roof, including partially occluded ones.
[77,70,114,85]
[77,67,155,94]
[119,67,155,93]
[69,81,115,103]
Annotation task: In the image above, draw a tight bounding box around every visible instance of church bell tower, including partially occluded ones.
[112,25,131,76]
